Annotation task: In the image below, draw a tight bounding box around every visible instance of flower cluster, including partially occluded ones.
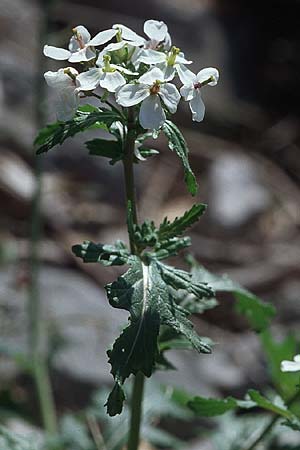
[44,20,219,128]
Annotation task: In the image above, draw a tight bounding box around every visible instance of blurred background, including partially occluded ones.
[0,0,300,448]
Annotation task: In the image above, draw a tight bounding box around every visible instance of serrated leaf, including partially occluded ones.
[72,240,130,266]
[188,257,276,332]
[35,107,121,154]
[86,138,123,164]
[162,120,197,195]
[153,236,191,260]
[159,204,206,239]
[105,256,214,415]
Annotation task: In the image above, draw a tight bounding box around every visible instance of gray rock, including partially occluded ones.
[209,154,271,228]
[0,266,127,384]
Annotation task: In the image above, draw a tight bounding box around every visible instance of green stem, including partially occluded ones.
[28,0,57,435]
[122,107,145,450]
[243,390,300,450]
[127,372,145,450]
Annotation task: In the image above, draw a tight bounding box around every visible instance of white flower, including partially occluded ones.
[43,25,117,63]
[112,24,146,46]
[281,355,300,372]
[180,67,219,122]
[143,19,170,50]
[44,67,80,121]
[76,55,138,93]
[113,20,170,50]
[136,46,192,81]
[116,67,180,130]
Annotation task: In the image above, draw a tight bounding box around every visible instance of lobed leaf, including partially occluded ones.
[158,203,207,240]
[35,107,121,154]
[162,120,197,196]
[104,256,214,415]
[86,138,123,164]
[72,240,130,266]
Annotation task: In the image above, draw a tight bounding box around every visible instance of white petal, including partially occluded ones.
[139,95,166,130]
[113,24,145,45]
[144,20,168,42]
[89,29,117,46]
[96,42,127,66]
[44,70,74,90]
[68,36,80,52]
[116,84,149,107]
[294,355,300,362]
[281,360,300,372]
[159,64,175,82]
[77,68,101,91]
[177,65,196,84]
[159,83,180,113]
[69,47,96,62]
[176,53,193,65]
[197,67,219,86]
[190,91,205,122]
[110,64,138,75]
[163,32,172,51]
[100,71,126,92]
[138,67,165,85]
[73,25,91,44]
[55,89,79,121]
[180,84,194,101]
[137,49,166,65]
[43,45,70,60]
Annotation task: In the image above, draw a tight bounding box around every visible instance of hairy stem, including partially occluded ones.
[123,107,145,450]
[28,0,57,434]
[243,390,300,450]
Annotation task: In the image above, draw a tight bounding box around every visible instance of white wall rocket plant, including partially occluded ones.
[36,19,300,450]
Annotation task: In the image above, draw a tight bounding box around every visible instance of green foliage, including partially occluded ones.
[158,203,206,239]
[188,257,276,332]
[35,106,121,154]
[188,396,241,417]
[104,256,214,415]
[188,389,297,422]
[261,331,300,400]
[90,381,192,450]
[72,240,130,266]
[247,390,294,420]
[132,203,206,259]
[86,138,123,164]
[162,120,197,196]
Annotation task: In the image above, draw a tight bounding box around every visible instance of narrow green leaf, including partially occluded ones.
[188,390,295,421]
[248,390,294,420]
[188,396,238,417]
[35,107,121,154]
[162,120,197,195]
[188,257,275,332]
[72,240,129,266]
[159,203,207,239]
